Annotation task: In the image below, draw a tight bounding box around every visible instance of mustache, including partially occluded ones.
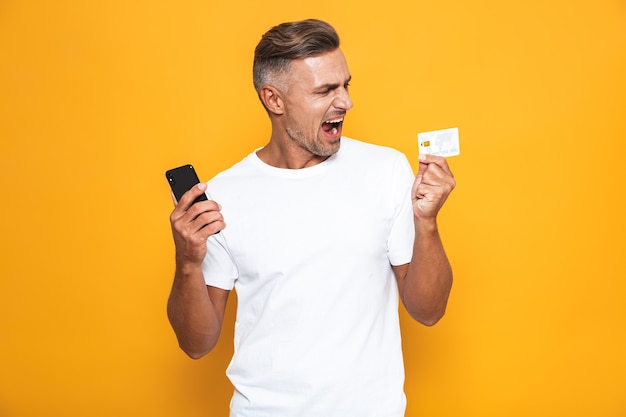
[323,111,346,121]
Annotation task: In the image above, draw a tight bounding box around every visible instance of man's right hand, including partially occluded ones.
[169,182,225,266]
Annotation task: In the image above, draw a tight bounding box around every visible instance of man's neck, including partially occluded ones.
[256,141,329,169]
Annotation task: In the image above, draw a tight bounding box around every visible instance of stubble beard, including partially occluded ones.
[285,125,340,158]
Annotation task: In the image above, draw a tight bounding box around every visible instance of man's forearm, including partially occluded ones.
[167,264,226,359]
[399,220,453,326]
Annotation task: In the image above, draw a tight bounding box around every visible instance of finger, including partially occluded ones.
[412,172,423,199]
[414,158,429,194]
[184,198,220,218]
[416,153,429,175]
[170,197,221,235]
[418,162,456,192]
[420,162,449,184]
[190,201,222,223]
[171,205,224,249]
[176,182,209,210]
[414,164,455,196]
[192,212,225,237]
[414,178,455,210]
[418,154,454,177]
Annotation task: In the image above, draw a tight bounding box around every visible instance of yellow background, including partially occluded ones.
[1,1,625,416]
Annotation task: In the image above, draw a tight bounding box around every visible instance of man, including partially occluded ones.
[167,18,455,417]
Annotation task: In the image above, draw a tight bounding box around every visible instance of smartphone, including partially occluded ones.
[165,164,208,205]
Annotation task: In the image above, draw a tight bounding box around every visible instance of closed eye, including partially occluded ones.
[315,77,352,95]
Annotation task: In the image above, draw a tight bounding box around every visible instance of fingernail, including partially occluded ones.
[418,154,426,161]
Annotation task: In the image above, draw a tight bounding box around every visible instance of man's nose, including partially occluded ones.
[335,88,353,111]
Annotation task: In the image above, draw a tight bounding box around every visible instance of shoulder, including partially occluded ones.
[340,137,409,165]
[208,151,258,183]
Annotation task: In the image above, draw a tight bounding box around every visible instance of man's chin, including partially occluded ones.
[315,138,341,157]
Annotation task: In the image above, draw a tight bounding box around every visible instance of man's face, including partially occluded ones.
[279,48,353,157]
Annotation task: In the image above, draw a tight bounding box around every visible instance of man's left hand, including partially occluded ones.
[411,154,456,221]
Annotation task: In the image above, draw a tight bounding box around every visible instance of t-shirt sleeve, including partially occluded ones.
[201,231,238,290]
[386,153,416,266]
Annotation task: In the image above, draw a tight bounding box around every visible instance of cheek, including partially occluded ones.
[287,97,328,128]
[293,107,323,128]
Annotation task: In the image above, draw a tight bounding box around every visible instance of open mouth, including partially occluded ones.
[321,117,344,136]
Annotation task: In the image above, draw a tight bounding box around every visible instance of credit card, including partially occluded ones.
[418,127,460,157]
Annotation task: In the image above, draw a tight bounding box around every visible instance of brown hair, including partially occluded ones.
[252,19,340,93]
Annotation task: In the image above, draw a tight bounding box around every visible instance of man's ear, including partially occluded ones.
[259,85,285,115]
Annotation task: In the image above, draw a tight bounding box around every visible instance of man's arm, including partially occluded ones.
[166,182,228,359]
[394,154,455,326]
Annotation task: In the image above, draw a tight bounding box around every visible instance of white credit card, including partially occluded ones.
[417,127,460,157]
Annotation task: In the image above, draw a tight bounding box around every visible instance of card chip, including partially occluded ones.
[417,127,460,157]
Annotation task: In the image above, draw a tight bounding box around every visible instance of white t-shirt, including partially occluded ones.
[203,137,416,417]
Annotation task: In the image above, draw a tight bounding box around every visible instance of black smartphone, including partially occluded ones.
[165,164,209,205]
